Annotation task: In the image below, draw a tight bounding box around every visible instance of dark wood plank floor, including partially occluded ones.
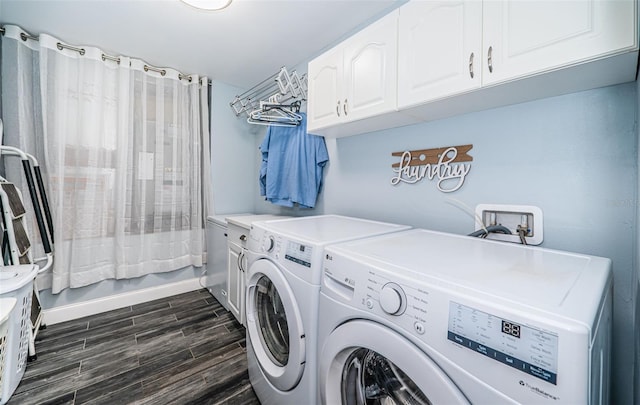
[7,289,260,405]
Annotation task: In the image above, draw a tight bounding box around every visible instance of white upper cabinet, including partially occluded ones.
[308,0,637,138]
[398,1,482,108]
[399,0,637,107]
[308,10,398,132]
[482,0,638,85]
[342,11,399,122]
[307,47,343,130]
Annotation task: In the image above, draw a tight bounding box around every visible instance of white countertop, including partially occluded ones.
[206,213,251,227]
[226,214,291,229]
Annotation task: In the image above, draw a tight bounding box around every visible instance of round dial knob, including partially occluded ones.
[262,235,275,252]
[379,283,405,315]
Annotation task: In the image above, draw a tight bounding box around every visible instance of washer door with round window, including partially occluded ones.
[246,259,306,391]
[319,320,470,405]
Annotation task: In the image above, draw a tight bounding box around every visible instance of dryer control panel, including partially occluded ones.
[447,301,559,385]
[284,241,313,268]
[324,261,437,344]
[248,225,322,285]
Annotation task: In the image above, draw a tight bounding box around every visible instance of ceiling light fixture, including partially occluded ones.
[180,0,232,11]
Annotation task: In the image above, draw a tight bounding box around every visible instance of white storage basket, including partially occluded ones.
[0,265,38,405]
[0,298,16,405]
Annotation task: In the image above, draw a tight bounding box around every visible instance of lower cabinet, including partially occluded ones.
[205,217,231,310]
[227,223,249,325]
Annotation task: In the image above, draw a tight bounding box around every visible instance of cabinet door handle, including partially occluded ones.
[336,100,341,117]
[343,99,348,116]
[239,234,247,242]
[469,52,474,79]
[487,46,493,73]
[237,252,243,272]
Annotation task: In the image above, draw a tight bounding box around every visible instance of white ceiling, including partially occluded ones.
[0,0,404,89]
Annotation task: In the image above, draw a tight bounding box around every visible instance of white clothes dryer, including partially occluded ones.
[245,215,410,405]
[318,229,612,405]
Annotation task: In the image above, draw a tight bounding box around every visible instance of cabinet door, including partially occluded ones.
[482,0,637,85]
[227,242,243,324]
[307,46,343,132]
[205,222,229,310]
[398,0,482,108]
[343,10,399,122]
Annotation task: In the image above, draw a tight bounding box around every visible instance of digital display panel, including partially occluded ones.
[501,320,521,338]
[448,302,558,385]
[285,241,312,268]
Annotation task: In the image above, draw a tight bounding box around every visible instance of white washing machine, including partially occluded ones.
[318,229,612,405]
[245,215,410,405]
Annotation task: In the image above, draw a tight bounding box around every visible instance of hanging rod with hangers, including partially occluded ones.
[247,100,303,127]
[230,66,307,123]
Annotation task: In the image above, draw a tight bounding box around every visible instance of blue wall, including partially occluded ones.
[210,81,263,215]
[298,83,636,403]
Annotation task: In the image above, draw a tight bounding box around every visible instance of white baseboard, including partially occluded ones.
[42,278,204,325]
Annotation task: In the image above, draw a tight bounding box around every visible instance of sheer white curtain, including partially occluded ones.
[0,26,48,279]
[1,26,210,294]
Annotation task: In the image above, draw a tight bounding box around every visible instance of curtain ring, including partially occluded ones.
[18,31,37,42]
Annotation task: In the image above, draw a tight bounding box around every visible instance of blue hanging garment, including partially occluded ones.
[259,113,329,208]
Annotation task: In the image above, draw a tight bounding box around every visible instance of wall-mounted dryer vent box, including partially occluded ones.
[474,204,543,245]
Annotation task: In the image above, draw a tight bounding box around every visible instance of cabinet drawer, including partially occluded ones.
[228,224,249,248]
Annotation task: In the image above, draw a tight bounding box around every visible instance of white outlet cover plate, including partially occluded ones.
[474,204,543,245]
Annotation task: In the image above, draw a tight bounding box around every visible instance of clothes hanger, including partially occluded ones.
[248,109,299,126]
[247,114,299,127]
[260,101,302,119]
[248,100,303,127]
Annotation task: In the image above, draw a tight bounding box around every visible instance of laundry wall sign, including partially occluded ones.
[390,144,473,193]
